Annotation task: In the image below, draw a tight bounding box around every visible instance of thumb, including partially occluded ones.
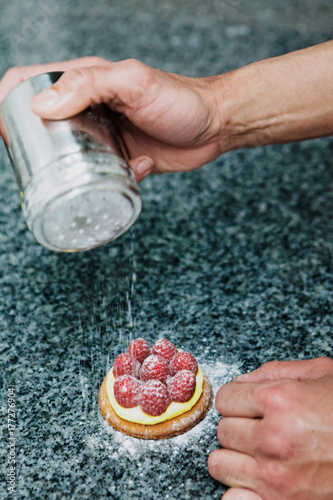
[30,59,149,120]
[128,155,154,183]
[236,357,333,383]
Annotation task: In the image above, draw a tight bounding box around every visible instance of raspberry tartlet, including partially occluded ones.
[99,338,213,439]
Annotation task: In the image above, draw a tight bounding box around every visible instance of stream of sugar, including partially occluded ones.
[79,229,241,462]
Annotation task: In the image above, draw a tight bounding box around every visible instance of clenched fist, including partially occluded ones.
[209,357,333,500]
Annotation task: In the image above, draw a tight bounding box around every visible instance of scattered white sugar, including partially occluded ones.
[203,359,239,394]
[114,434,138,457]
[95,358,241,458]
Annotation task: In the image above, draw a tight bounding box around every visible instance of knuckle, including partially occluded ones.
[114,59,158,109]
[217,418,231,446]
[85,56,107,66]
[258,425,293,459]
[258,458,304,494]
[67,67,88,88]
[239,458,256,479]
[207,450,221,476]
[59,67,93,95]
[214,386,224,412]
[258,459,290,488]
[257,381,298,411]
[208,450,255,485]
[121,58,151,83]
[123,58,145,72]
[261,360,281,373]
[313,356,333,374]
[256,360,284,379]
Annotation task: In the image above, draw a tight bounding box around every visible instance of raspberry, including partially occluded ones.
[128,338,151,364]
[152,338,178,362]
[140,354,170,384]
[167,370,196,402]
[113,353,140,378]
[140,380,171,416]
[170,351,198,376]
[114,375,141,408]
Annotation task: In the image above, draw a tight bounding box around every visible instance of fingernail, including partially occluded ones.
[32,89,59,107]
[136,159,152,176]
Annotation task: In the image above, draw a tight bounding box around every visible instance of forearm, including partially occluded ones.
[211,40,333,153]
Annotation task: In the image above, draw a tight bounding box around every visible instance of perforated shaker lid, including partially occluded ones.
[23,154,141,252]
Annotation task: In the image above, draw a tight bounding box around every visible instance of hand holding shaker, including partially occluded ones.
[0,72,142,252]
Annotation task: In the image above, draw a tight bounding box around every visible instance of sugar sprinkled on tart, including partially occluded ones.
[105,338,204,425]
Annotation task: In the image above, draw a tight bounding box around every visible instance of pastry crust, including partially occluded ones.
[99,371,213,440]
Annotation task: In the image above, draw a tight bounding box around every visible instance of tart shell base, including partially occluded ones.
[99,372,213,440]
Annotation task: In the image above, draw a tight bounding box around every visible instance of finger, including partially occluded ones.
[30,59,150,120]
[236,357,333,383]
[0,56,106,105]
[215,382,263,418]
[218,417,262,455]
[208,449,259,490]
[128,155,154,183]
[222,488,263,500]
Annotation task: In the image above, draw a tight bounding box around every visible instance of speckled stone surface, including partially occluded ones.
[0,1,332,499]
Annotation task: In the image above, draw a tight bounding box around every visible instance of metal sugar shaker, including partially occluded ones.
[1,72,141,252]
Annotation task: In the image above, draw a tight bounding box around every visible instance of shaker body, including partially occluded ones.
[1,72,141,252]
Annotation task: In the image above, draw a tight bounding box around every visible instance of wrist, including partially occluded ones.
[208,64,274,154]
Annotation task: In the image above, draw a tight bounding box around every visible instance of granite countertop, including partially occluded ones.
[0,1,332,499]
